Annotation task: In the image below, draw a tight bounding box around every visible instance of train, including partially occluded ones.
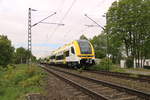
[41,40,95,68]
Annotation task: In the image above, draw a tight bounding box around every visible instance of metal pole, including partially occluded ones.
[28,8,32,64]
[84,14,109,71]
[27,8,59,65]
[106,31,109,71]
[105,14,109,71]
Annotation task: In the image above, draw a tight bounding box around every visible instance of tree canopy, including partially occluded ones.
[79,34,88,40]
[13,47,36,64]
[90,0,150,67]
[90,33,107,58]
[105,0,150,67]
[0,35,36,67]
[0,35,14,67]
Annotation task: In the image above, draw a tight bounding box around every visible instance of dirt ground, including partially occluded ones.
[43,72,93,100]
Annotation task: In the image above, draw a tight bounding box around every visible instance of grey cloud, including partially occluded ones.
[0,0,116,57]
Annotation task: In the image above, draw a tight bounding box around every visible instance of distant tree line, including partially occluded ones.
[90,0,150,68]
[0,35,36,67]
[13,47,36,64]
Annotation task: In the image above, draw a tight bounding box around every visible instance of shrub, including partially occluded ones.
[25,66,36,77]
[111,65,126,72]
[126,57,133,68]
[89,58,113,71]
[0,64,46,100]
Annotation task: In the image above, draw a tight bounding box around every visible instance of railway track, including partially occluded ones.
[42,64,150,83]
[88,70,150,83]
[40,64,150,100]
[42,64,150,93]
[44,70,93,100]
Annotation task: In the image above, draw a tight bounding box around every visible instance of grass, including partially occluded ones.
[88,64,107,71]
[110,65,126,73]
[88,63,126,73]
[126,67,150,72]
[87,64,127,75]
[89,63,150,76]
[0,64,46,100]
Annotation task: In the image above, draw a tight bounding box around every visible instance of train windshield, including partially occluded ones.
[77,40,92,54]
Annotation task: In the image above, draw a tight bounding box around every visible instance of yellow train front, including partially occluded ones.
[46,40,95,68]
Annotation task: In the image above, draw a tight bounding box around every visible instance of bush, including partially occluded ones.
[0,35,14,67]
[0,64,46,100]
[89,58,113,71]
[111,65,126,72]
[126,57,133,68]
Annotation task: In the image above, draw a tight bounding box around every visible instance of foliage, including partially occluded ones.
[13,47,36,64]
[89,58,113,71]
[126,56,134,68]
[108,33,123,64]
[0,64,46,100]
[0,35,36,66]
[0,35,14,67]
[111,65,126,72]
[90,31,123,64]
[90,32,107,58]
[79,34,88,40]
[106,0,150,67]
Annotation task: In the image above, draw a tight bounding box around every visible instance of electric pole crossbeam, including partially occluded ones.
[31,12,56,27]
[84,14,109,71]
[84,14,105,30]
[28,8,64,64]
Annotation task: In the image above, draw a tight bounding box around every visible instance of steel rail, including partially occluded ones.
[48,66,150,100]
[88,70,150,83]
[40,65,109,100]
[45,64,150,83]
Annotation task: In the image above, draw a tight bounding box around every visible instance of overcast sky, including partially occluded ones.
[0,0,116,58]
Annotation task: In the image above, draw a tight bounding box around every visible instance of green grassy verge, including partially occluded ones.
[126,68,150,72]
[88,64,126,73]
[0,64,46,100]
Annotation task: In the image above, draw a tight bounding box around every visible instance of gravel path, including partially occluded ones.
[50,68,144,100]
[43,72,93,100]
[50,66,150,93]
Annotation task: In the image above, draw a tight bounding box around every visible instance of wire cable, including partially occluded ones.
[49,0,77,40]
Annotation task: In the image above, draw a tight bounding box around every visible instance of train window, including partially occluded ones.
[71,47,75,54]
[77,40,92,54]
[56,55,64,60]
[56,56,59,60]
[50,56,55,59]
[65,51,69,57]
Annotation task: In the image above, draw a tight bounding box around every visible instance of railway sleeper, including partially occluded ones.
[100,89,117,95]
[116,96,138,100]
[110,92,126,98]
[41,65,150,100]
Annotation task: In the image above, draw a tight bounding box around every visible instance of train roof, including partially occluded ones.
[50,39,90,55]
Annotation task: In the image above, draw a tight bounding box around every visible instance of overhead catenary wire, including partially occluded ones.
[60,0,105,42]
[46,0,66,43]
[49,0,77,40]
[47,0,105,44]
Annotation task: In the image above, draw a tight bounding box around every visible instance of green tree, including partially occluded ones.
[0,35,14,67]
[90,32,107,58]
[90,32,122,64]
[79,34,88,40]
[14,47,27,64]
[108,33,123,64]
[13,47,36,64]
[106,0,150,67]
